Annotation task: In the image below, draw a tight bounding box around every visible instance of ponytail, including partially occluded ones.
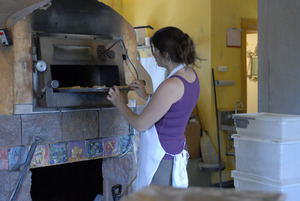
[150,27,201,68]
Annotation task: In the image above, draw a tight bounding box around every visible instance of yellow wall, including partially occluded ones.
[122,0,213,176]
[210,0,257,183]
[211,0,257,108]
[122,0,212,146]
[98,0,123,15]
[122,0,215,182]
[102,0,257,185]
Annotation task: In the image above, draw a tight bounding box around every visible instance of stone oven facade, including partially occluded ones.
[0,0,151,200]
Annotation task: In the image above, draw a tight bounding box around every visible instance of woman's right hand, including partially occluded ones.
[129,80,149,100]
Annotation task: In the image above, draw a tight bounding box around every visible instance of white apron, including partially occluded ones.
[136,64,189,191]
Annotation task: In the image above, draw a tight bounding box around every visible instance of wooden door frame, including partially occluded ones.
[241,18,257,113]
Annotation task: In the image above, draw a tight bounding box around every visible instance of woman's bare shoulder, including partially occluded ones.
[152,77,184,102]
[158,77,183,91]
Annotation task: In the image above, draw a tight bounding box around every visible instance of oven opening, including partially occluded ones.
[30,159,103,201]
[51,65,120,89]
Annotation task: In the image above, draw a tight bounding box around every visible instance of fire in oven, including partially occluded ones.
[32,32,130,111]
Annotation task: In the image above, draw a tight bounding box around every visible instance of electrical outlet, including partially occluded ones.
[218,66,227,72]
[0,28,13,46]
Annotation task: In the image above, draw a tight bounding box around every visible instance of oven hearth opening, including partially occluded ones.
[30,159,103,201]
[51,65,120,89]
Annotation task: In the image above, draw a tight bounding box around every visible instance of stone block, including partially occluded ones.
[21,113,62,145]
[102,154,137,184]
[100,108,130,137]
[103,179,135,201]
[61,110,99,141]
[0,114,22,147]
[9,170,32,201]
[0,170,33,201]
[0,170,10,201]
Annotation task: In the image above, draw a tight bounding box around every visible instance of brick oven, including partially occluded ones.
[0,0,152,200]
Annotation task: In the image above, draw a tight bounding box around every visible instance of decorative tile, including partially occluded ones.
[8,146,29,171]
[31,144,49,168]
[86,139,103,158]
[67,140,86,161]
[119,135,132,154]
[103,137,119,156]
[49,143,67,165]
[0,148,8,170]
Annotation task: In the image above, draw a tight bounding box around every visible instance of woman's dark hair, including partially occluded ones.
[150,26,201,67]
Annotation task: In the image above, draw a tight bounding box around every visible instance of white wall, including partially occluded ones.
[246,33,258,113]
[258,0,300,114]
[138,47,166,92]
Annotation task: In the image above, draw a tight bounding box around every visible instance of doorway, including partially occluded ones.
[241,19,258,113]
[246,31,258,113]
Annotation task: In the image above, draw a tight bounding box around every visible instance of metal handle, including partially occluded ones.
[35,60,47,72]
[112,184,122,201]
[39,80,59,98]
[48,80,59,89]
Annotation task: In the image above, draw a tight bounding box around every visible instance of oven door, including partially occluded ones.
[32,32,128,110]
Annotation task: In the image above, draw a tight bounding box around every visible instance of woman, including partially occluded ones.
[107,26,200,190]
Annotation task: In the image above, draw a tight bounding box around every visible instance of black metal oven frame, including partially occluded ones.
[32,32,128,111]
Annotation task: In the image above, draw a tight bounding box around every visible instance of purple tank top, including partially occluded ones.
[155,69,200,159]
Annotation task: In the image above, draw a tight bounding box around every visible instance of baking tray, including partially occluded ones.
[56,86,131,93]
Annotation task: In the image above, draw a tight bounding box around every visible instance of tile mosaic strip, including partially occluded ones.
[0,135,135,171]
[119,135,132,153]
[49,142,68,165]
[31,144,49,168]
[86,139,103,159]
[103,136,119,156]
[67,140,87,162]
[0,148,8,170]
[8,146,29,171]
